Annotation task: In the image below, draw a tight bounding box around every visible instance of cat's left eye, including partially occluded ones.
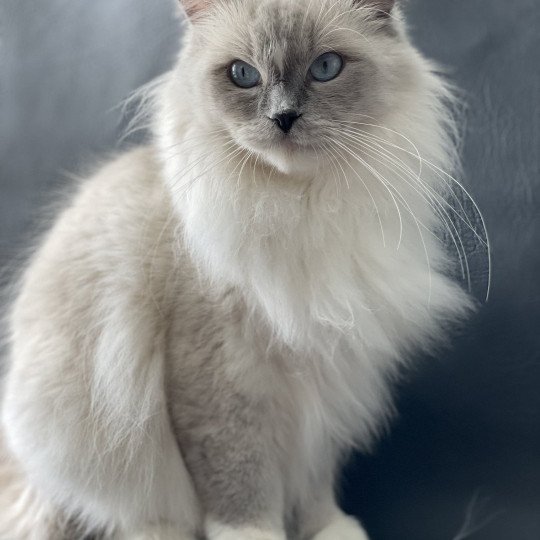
[310,52,344,82]
[229,60,261,88]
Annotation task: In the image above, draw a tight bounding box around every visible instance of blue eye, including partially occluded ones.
[310,52,343,82]
[229,60,261,88]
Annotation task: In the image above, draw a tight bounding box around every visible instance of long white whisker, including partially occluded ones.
[320,136,387,247]
[334,128,472,290]
[341,126,482,263]
[334,127,471,272]
[337,122,479,235]
[321,141,345,201]
[340,118,486,242]
[322,26,372,44]
[328,136,434,304]
[335,119,491,300]
[301,0,317,35]
[168,138,237,190]
[329,137,404,250]
[174,144,244,198]
[318,8,370,41]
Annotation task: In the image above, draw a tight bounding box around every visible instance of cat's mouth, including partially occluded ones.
[274,136,304,152]
[243,136,322,175]
[269,126,314,151]
[235,125,321,173]
[243,133,308,155]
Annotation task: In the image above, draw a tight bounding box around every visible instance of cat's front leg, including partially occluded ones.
[174,390,287,540]
[206,522,287,540]
[196,437,287,540]
[201,459,287,540]
[120,523,197,539]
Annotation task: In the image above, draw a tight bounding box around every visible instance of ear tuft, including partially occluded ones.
[179,0,211,20]
[355,0,396,18]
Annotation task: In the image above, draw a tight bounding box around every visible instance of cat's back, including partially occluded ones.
[16,145,175,306]
[7,145,181,380]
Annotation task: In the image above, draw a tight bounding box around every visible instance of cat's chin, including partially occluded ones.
[255,144,320,176]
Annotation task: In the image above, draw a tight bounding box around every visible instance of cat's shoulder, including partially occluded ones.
[75,144,166,215]
[18,145,180,306]
[48,144,171,245]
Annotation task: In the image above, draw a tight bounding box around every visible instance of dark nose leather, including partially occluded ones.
[272,111,301,133]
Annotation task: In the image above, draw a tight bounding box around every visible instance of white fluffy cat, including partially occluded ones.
[0,0,483,538]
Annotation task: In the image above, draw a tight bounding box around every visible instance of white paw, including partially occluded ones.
[121,524,195,540]
[206,521,287,540]
[312,514,370,540]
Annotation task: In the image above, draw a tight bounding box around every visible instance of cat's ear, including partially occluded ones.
[354,0,395,19]
[178,0,212,20]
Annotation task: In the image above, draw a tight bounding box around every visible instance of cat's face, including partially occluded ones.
[178,0,412,174]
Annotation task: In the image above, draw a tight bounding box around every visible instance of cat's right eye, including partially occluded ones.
[229,60,261,88]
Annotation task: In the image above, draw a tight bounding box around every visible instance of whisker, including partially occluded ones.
[340,118,485,242]
[314,0,342,34]
[301,0,317,35]
[320,136,386,247]
[168,138,237,191]
[334,128,472,290]
[333,127,470,265]
[334,119,491,300]
[318,8,368,41]
[322,26,372,44]
[327,136,434,304]
[173,144,244,199]
[339,124,484,258]
[337,122,477,233]
[321,141,345,202]
[329,136,404,250]
[234,149,255,190]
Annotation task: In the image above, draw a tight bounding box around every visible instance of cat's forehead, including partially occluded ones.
[200,0,373,66]
[250,3,316,70]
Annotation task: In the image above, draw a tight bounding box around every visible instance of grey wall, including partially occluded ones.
[1,1,539,539]
[0,0,181,266]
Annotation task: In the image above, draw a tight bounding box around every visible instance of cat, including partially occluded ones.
[0,0,485,538]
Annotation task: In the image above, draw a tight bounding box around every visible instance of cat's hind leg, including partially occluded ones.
[2,305,201,537]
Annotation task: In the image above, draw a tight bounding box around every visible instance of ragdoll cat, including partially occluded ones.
[0,0,483,538]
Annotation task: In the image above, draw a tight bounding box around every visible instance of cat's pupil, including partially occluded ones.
[241,66,246,77]
[322,61,328,72]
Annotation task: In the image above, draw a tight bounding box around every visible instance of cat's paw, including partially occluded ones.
[121,524,195,540]
[312,514,370,540]
[206,521,287,540]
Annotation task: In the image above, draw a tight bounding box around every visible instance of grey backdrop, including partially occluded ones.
[1,1,539,539]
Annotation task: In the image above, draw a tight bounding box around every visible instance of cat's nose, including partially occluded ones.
[271,111,302,133]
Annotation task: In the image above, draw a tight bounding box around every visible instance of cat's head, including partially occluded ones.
[172,0,425,174]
